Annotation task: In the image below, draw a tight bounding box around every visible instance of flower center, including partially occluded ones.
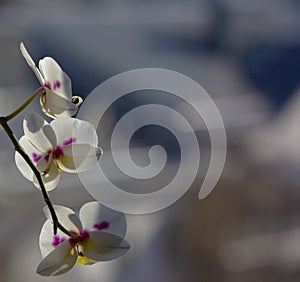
[68,229,90,246]
[51,229,91,248]
[51,220,110,249]
[32,137,77,163]
[52,145,64,159]
[43,145,64,162]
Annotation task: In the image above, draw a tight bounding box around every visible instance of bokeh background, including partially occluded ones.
[0,0,300,281]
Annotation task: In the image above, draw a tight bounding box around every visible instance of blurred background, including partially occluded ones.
[0,0,300,281]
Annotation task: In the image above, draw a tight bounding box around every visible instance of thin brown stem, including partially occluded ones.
[0,116,77,239]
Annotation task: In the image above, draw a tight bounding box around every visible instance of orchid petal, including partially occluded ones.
[43,124,57,148]
[41,89,78,118]
[79,202,127,238]
[33,155,60,191]
[20,42,44,85]
[23,112,56,151]
[50,118,98,147]
[56,144,102,173]
[39,57,72,100]
[36,240,77,276]
[43,205,82,233]
[15,136,41,181]
[81,231,130,261]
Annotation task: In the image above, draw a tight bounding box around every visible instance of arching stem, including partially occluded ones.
[6,87,44,121]
[0,116,77,239]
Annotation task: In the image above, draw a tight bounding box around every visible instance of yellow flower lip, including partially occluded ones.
[76,255,97,265]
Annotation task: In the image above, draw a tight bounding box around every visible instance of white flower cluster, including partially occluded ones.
[12,43,130,276]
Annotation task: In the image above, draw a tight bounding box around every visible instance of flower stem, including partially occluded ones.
[57,223,78,238]
[5,87,44,121]
[0,116,77,239]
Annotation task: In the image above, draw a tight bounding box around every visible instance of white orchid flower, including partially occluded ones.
[15,112,102,191]
[20,42,82,119]
[37,202,130,276]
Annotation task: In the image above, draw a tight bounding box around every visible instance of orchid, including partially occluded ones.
[20,42,82,119]
[37,202,130,276]
[0,43,132,277]
[15,112,102,191]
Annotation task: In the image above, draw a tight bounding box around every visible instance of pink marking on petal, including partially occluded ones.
[53,80,61,90]
[44,81,51,89]
[63,137,77,146]
[52,235,66,248]
[44,153,50,162]
[93,221,110,231]
[32,153,42,163]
